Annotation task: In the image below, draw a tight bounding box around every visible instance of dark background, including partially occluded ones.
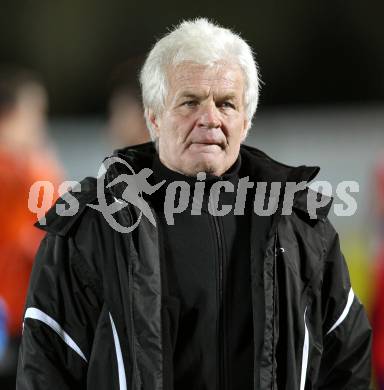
[0,0,383,115]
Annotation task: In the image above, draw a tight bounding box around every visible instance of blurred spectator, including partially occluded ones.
[107,56,150,148]
[372,156,384,389]
[375,157,384,223]
[0,66,63,388]
[0,298,8,361]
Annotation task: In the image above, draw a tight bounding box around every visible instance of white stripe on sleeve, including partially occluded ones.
[326,287,355,335]
[24,307,87,362]
[300,307,309,390]
[109,313,127,390]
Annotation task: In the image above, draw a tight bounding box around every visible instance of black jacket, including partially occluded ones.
[17,143,372,390]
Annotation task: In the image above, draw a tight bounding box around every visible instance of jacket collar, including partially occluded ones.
[107,142,332,220]
[36,141,332,236]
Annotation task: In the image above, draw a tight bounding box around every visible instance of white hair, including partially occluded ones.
[140,18,260,140]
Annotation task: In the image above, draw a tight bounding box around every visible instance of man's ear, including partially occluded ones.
[148,108,161,137]
[240,119,249,142]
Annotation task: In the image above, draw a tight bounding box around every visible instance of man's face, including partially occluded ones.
[149,62,248,176]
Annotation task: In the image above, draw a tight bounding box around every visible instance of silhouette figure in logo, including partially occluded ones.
[89,156,165,233]
[107,167,165,226]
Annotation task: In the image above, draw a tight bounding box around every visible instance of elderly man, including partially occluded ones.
[17,19,371,390]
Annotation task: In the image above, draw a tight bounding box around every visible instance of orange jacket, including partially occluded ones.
[0,150,63,336]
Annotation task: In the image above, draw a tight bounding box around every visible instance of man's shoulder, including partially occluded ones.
[292,186,333,222]
[285,187,337,253]
[32,177,108,297]
[35,176,104,238]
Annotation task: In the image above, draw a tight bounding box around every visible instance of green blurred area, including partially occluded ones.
[342,234,374,313]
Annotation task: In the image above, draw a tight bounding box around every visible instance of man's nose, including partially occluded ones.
[197,102,221,128]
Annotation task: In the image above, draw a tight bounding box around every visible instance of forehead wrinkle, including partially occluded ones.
[171,64,240,86]
[174,73,238,88]
[174,76,239,94]
[176,86,240,102]
[167,62,245,105]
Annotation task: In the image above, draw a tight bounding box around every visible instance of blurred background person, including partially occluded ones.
[107,56,150,149]
[0,66,63,389]
[372,156,384,390]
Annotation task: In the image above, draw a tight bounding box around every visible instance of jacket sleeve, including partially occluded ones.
[16,232,103,390]
[317,219,372,389]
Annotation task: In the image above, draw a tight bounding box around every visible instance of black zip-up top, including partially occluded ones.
[150,154,257,390]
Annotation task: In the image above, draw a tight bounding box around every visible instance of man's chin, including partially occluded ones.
[187,144,224,161]
[186,155,223,176]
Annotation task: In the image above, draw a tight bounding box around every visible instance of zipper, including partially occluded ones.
[209,196,227,390]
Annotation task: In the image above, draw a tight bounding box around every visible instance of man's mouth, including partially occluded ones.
[194,141,220,145]
[189,139,224,148]
[188,142,223,152]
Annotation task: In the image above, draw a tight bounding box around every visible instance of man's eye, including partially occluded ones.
[182,100,198,107]
[219,101,235,109]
